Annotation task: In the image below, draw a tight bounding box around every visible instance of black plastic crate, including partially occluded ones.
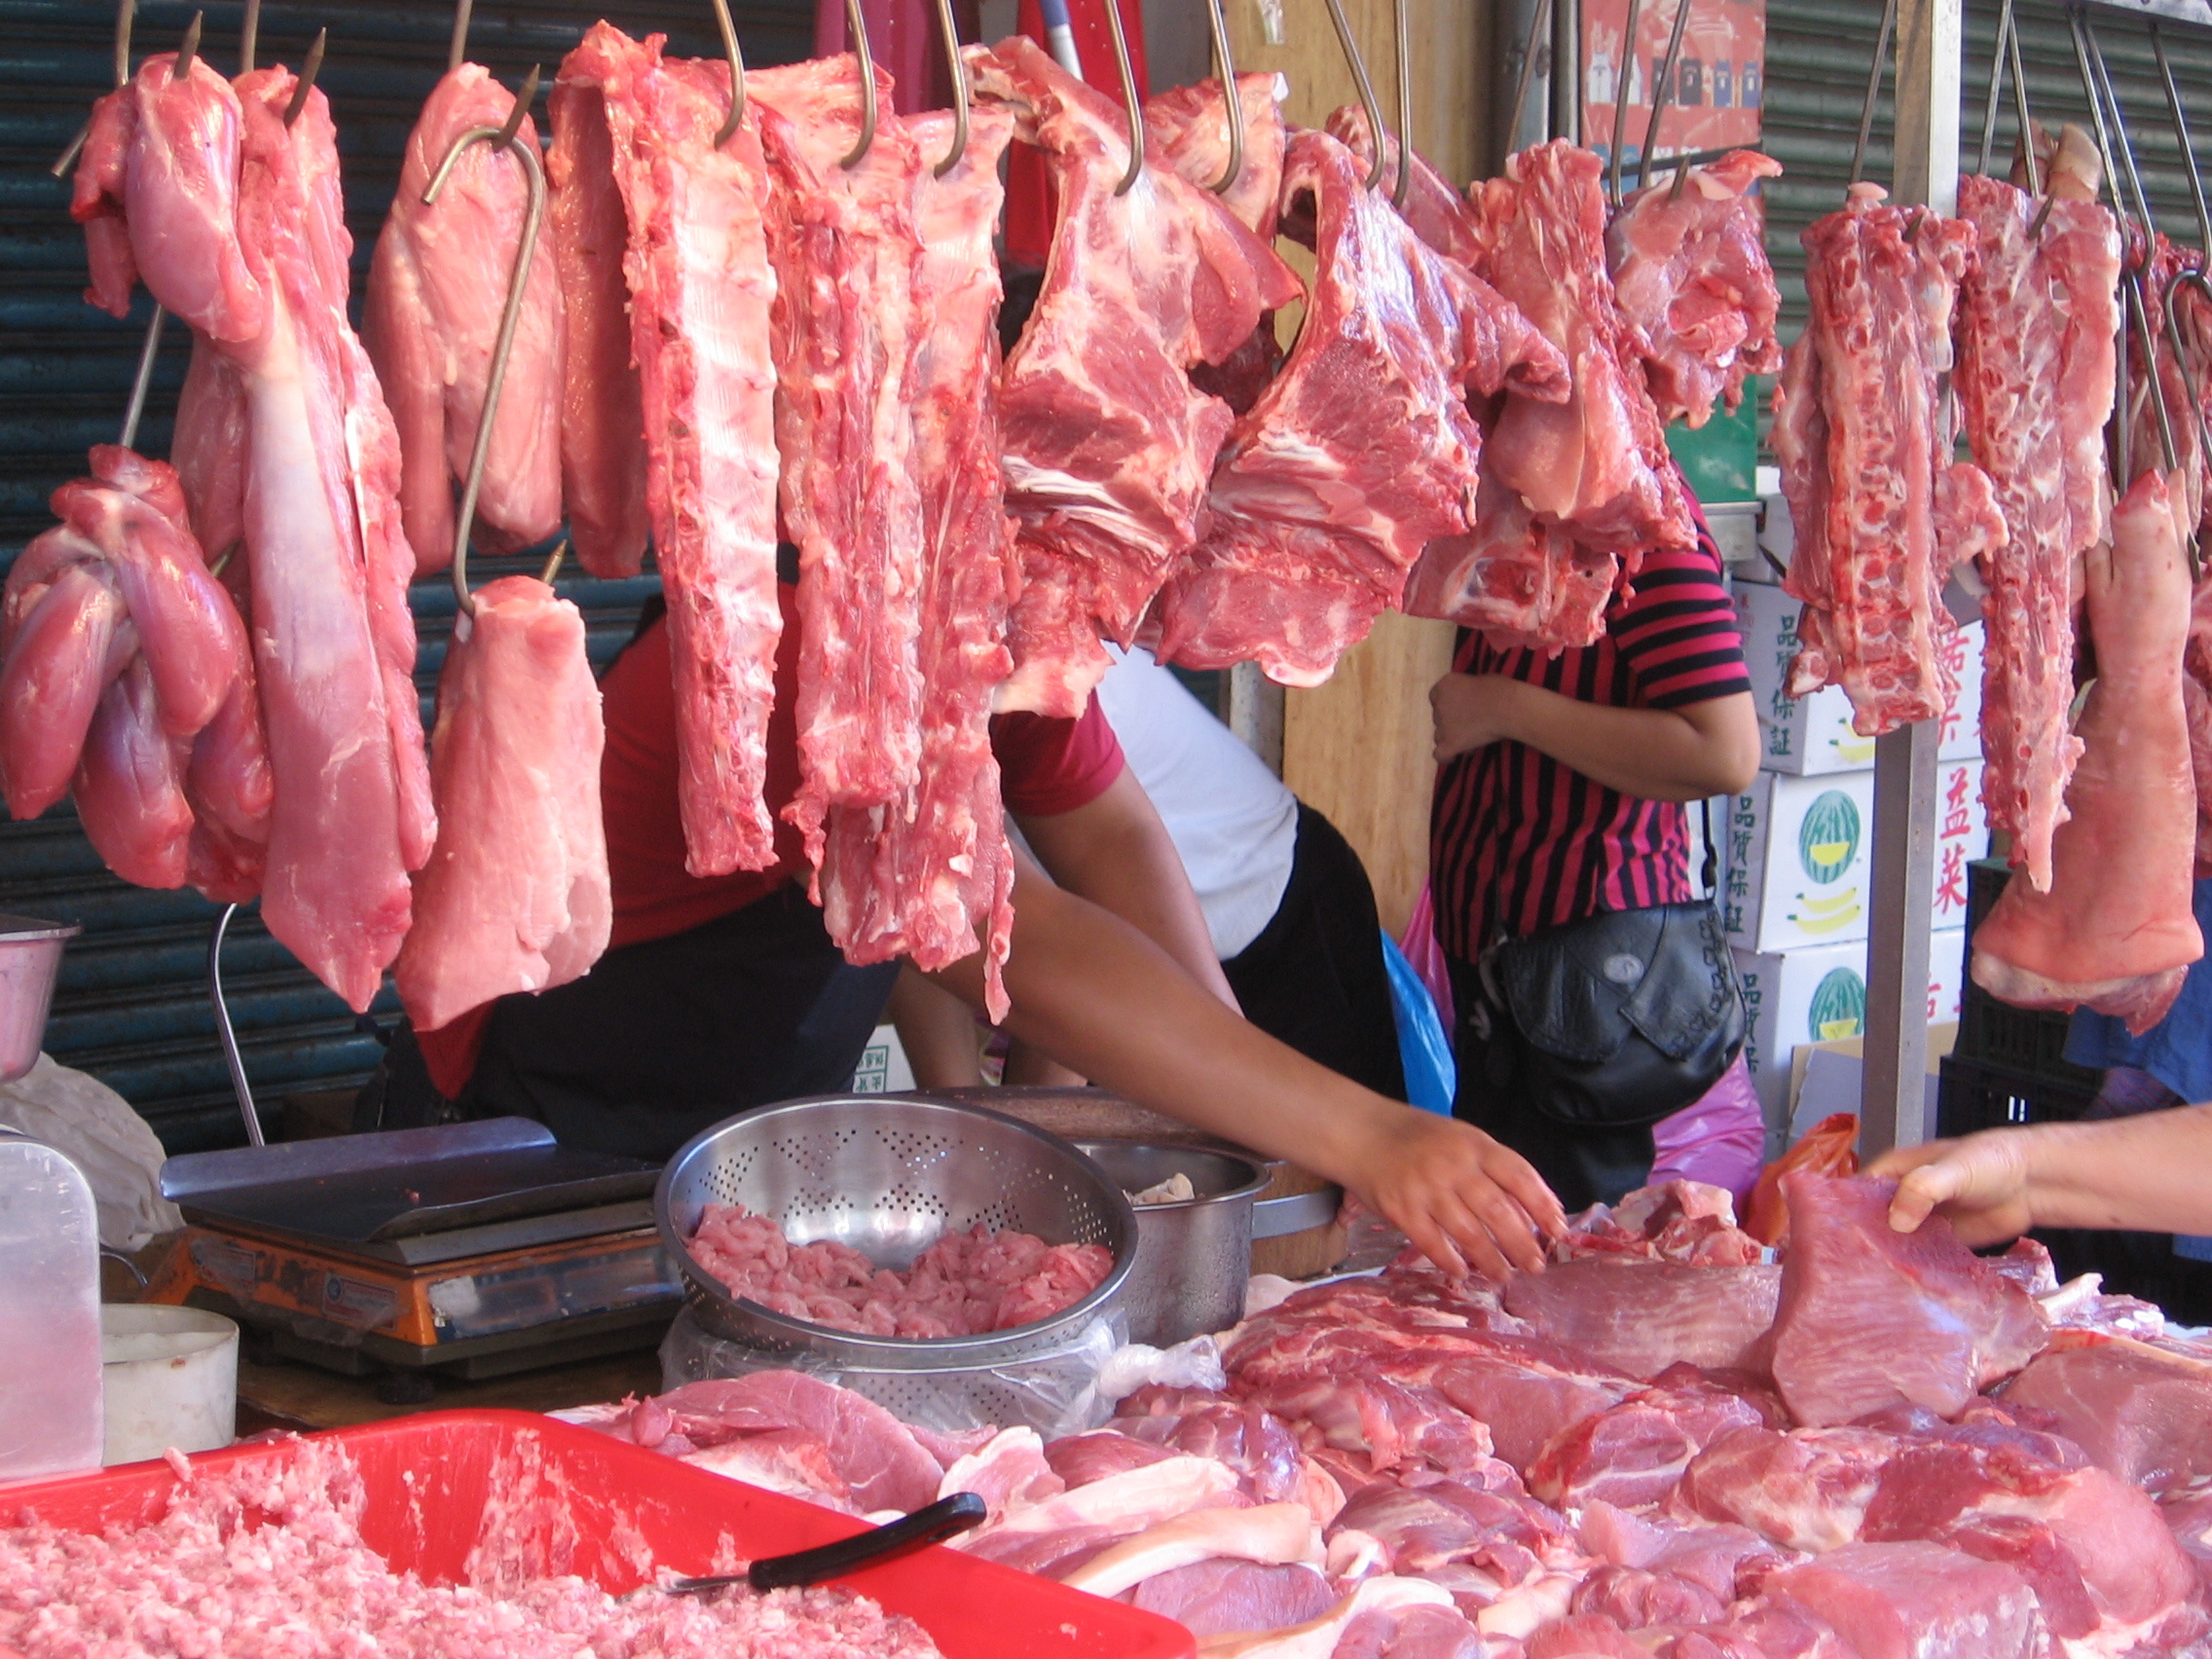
[1964,857,2010,944]
[1953,984,2104,1089]
[1936,1053,2098,1140]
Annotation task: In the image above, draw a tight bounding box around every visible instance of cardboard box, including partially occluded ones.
[1734,581,1983,774]
[1732,931,1965,1133]
[1721,764,1986,951]
[850,1025,915,1094]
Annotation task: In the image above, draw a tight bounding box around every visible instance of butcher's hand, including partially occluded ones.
[1867,1128,2037,1247]
[1342,1108,1565,1281]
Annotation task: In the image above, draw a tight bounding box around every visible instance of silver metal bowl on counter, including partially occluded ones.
[0,914,80,1085]
[656,1093,1138,1373]
[1073,1141,1270,1346]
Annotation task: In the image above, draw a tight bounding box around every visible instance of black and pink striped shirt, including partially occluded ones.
[1430,521,1751,961]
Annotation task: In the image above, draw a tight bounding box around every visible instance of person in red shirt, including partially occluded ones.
[366,570,1564,1279]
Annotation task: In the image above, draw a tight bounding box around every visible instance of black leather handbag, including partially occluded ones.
[1473,803,1747,1129]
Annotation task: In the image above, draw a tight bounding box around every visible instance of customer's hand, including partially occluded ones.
[1431,672,1523,763]
[1868,1128,2039,1247]
[1340,1104,1565,1280]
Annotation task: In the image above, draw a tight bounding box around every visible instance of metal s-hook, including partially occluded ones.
[1390,0,1411,207]
[240,0,260,73]
[1606,0,1642,204]
[281,27,327,128]
[209,903,264,1148]
[448,0,474,74]
[1975,0,2014,180]
[423,66,548,617]
[710,0,747,147]
[1104,0,1145,195]
[2154,22,2212,263]
[1204,0,1243,196]
[174,9,202,78]
[838,0,879,168]
[52,0,135,176]
[118,306,166,451]
[1323,0,1388,193]
[1504,0,1553,155]
[1848,0,1899,188]
[1636,0,1691,192]
[930,0,970,176]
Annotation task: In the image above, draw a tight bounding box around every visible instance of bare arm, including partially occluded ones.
[1432,676,1761,801]
[1013,765,1237,1008]
[887,964,985,1089]
[927,847,1566,1280]
[1869,1106,2212,1245]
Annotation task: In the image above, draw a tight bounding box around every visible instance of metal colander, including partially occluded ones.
[655,1093,1138,1368]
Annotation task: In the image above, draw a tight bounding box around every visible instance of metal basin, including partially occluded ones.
[1074,1140,1270,1346]
[0,915,80,1085]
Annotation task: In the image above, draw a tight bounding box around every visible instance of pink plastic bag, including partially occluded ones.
[1400,879,1456,1035]
[1649,1055,1766,1209]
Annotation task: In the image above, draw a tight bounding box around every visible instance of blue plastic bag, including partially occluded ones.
[1381,930,1456,1114]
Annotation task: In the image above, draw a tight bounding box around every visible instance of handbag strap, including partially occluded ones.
[1699,797,1719,897]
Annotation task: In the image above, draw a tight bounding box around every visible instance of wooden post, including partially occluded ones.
[1860,0,1959,1157]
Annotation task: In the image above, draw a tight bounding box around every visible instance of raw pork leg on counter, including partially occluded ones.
[0,448,269,895]
[967,35,1302,717]
[1954,173,2119,892]
[811,105,1021,1017]
[364,63,566,571]
[547,48,650,577]
[393,575,609,1032]
[747,58,928,872]
[1605,150,1784,429]
[1152,127,1567,687]
[1972,467,2205,1032]
[563,24,782,877]
[1776,184,2003,737]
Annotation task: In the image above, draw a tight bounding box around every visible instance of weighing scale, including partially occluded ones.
[143,907,684,1382]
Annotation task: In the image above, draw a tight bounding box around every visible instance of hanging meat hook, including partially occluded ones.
[1103,0,1145,194]
[1504,0,1554,155]
[930,0,970,176]
[281,27,327,128]
[208,903,264,1147]
[240,0,260,74]
[53,0,136,175]
[709,0,746,147]
[839,0,879,168]
[1847,0,1899,188]
[1605,0,1643,204]
[1635,0,1692,192]
[174,10,202,79]
[1390,0,1412,207]
[1322,0,1388,193]
[423,64,547,617]
[448,0,473,74]
[2155,22,2212,264]
[1204,0,1244,196]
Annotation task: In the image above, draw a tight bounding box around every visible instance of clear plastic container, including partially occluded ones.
[0,1129,102,1480]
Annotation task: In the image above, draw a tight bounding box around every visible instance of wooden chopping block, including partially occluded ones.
[956,1088,1348,1279]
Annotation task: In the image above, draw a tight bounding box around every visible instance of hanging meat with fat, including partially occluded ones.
[1152,127,1567,688]
[364,63,567,571]
[1776,183,2003,737]
[557,24,782,878]
[1972,469,2203,1035]
[967,35,1302,718]
[1954,173,2118,893]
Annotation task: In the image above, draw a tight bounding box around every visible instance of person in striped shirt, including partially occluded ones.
[1429,512,1761,1210]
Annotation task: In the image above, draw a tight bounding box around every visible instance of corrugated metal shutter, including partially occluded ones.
[1,0,813,1152]
[1764,0,2212,337]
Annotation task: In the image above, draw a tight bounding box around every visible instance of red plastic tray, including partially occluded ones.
[0,1410,1193,1659]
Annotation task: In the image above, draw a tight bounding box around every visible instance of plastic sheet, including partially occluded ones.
[1382,930,1456,1114]
[660,1303,1129,1441]
[0,1053,180,1250]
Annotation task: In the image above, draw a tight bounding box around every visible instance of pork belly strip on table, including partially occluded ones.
[1151,127,1567,690]
[559,24,782,878]
[967,34,1301,718]
[1954,172,2117,893]
[1972,466,2205,1034]
[364,63,566,571]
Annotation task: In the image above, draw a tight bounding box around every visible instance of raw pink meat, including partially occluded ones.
[1462,140,1692,561]
[1953,173,2118,892]
[171,336,249,564]
[809,103,1020,1018]
[1240,1373,1502,1485]
[1131,1560,1336,1639]
[1059,1500,1317,1598]
[1326,1477,1567,1587]
[1502,1260,1780,1380]
[1527,1375,1773,1512]
[748,57,928,888]
[1765,1174,2048,1426]
[1559,1181,1764,1266]
[0,1438,943,1659]
[1972,467,2205,1032]
[2002,1334,2212,1494]
[1569,1564,1726,1629]
[687,1203,1111,1338]
[1576,1502,1777,1604]
[952,1454,1245,1575]
[935,1426,1065,1519]
[1671,1424,1897,1552]
[1604,150,1783,429]
[1151,127,1567,689]
[566,24,781,877]
[967,35,1301,717]
[0,448,268,897]
[1766,1541,2039,1659]
[1401,467,1622,655]
[547,50,650,577]
[364,64,566,571]
[1777,184,1997,737]
[1322,104,1488,271]
[1112,1388,1309,1507]
[392,575,609,1032]
[1047,1429,1182,1488]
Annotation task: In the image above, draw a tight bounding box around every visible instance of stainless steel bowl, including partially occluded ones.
[1074,1140,1269,1346]
[657,1093,1138,1368]
[0,915,80,1085]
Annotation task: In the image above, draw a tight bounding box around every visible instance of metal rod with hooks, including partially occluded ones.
[838,0,879,168]
[2155,21,2212,258]
[1850,0,1901,187]
[1976,0,2016,180]
[710,0,747,147]
[52,0,136,175]
[1390,0,1412,208]
[1636,0,1693,191]
[1103,0,1144,195]
[424,66,547,617]
[1504,0,1554,155]
[931,0,971,177]
[1606,0,1643,203]
[1323,0,1389,193]
[2009,6,2041,199]
[1200,0,1244,195]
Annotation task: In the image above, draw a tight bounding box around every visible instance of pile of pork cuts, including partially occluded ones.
[584,1171,2212,1658]
[0,27,1785,1028]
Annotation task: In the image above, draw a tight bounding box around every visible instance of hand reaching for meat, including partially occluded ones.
[1340,1106,1565,1281]
[1868,1130,2039,1247]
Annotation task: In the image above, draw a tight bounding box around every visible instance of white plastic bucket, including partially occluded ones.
[100,1305,239,1465]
